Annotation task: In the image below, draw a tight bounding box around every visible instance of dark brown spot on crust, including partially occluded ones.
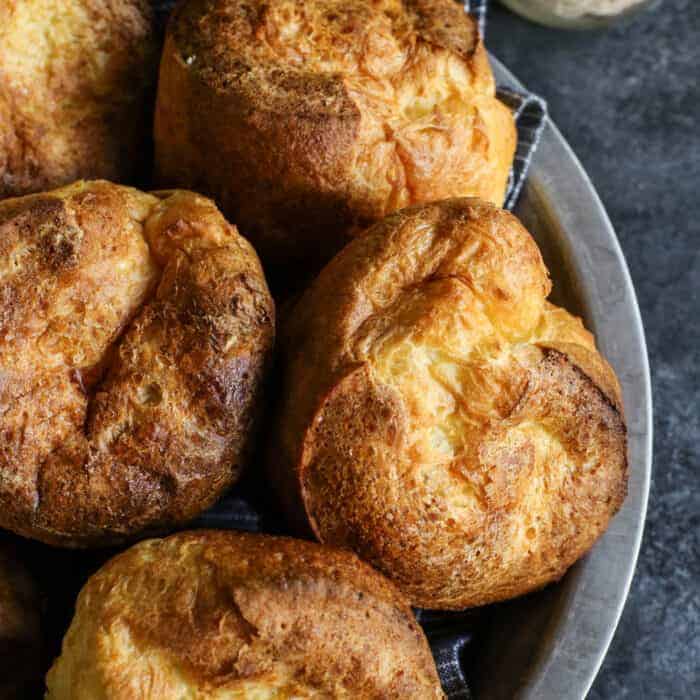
[0,182,275,547]
[271,198,628,609]
[46,532,444,697]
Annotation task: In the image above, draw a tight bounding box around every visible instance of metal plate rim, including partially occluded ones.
[490,56,653,700]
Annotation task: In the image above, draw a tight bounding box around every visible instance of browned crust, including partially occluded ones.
[0,181,275,547]
[154,0,516,284]
[271,198,629,609]
[0,1,158,197]
[46,531,444,698]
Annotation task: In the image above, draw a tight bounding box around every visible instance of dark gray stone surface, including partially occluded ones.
[488,1,700,697]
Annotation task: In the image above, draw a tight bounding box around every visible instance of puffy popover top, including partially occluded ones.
[0,181,274,547]
[156,0,515,273]
[0,0,157,196]
[46,530,444,699]
[272,198,628,609]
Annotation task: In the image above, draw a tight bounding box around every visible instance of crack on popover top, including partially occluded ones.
[45,531,445,698]
[273,198,628,609]
[0,181,274,546]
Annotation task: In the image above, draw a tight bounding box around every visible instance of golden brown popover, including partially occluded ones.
[154,0,516,279]
[0,543,42,699]
[46,530,444,699]
[0,180,274,547]
[0,0,157,197]
[271,198,628,610]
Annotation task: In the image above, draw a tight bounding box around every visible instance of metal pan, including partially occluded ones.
[473,59,653,700]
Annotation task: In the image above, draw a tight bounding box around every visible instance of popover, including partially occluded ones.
[271,198,628,610]
[0,543,42,699]
[154,0,516,278]
[0,0,157,197]
[0,181,274,547]
[46,530,444,699]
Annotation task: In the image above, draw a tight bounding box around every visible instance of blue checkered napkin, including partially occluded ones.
[416,608,482,699]
[464,0,489,37]
[431,636,474,700]
[153,0,176,30]
[463,0,548,211]
[499,86,548,210]
[158,1,548,697]
[192,492,265,532]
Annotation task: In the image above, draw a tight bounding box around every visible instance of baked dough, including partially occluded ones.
[0,0,157,197]
[272,198,628,609]
[154,0,516,278]
[0,542,42,699]
[45,530,444,699]
[0,181,274,547]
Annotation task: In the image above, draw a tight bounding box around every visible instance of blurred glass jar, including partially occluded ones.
[499,0,659,29]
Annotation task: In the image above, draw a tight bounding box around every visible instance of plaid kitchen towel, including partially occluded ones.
[155,1,548,697]
[465,0,488,36]
[462,0,549,210]
[500,85,549,210]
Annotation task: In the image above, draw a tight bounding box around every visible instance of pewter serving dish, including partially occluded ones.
[472,60,653,699]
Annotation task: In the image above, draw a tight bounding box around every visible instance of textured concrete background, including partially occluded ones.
[488,1,699,697]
